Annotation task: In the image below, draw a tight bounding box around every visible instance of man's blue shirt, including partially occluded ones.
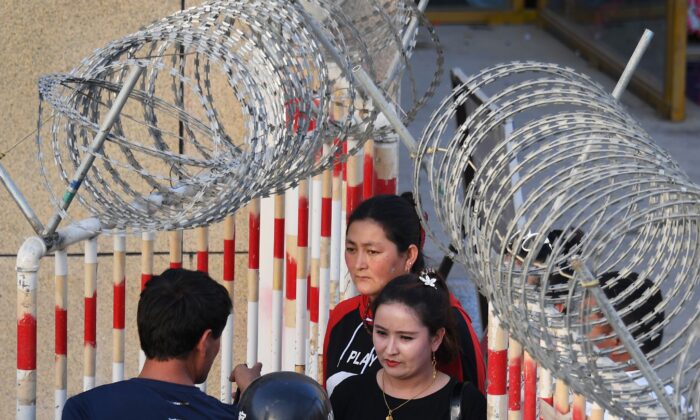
[63,378,238,419]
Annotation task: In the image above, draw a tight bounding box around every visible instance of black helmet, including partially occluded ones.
[237,371,333,420]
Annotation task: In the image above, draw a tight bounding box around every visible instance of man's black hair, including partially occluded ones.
[137,268,232,360]
[598,271,665,355]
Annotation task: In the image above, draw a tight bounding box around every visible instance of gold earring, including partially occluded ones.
[431,352,437,379]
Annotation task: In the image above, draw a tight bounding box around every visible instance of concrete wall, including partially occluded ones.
[0,2,250,417]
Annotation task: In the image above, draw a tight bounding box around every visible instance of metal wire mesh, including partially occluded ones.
[413,61,699,418]
[35,0,442,233]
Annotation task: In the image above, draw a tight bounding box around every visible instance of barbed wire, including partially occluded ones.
[35,0,442,233]
[413,61,698,418]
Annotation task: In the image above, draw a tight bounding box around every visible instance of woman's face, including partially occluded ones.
[345,219,416,299]
[584,297,631,364]
[373,302,443,380]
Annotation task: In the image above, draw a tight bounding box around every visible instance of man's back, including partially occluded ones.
[63,378,238,420]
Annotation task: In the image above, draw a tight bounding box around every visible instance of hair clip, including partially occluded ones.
[419,272,437,289]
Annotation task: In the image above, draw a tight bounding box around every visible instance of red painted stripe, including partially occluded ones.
[113,279,125,329]
[523,359,537,420]
[542,396,554,406]
[363,153,374,199]
[197,251,208,274]
[55,307,68,355]
[224,239,235,282]
[169,262,182,269]
[346,185,363,218]
[273,218,285,259]
[141,273,152,290]
[321,197,332,237]
[249,212,260,269]
[17,313,37,370]
[298,196,309,247]
[342,142,348,182]
[309,284,319,322]
[286,255,297,300]
[84,292,97,347]
[572,401,585,420]
[508,356,522,410]
[487,349,507,395]
[374,177,397,195]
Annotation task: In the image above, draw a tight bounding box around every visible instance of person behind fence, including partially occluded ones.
[330,271,486,420]
[323,193,485,397]
[584,271,664,365]
[63,268,261,419]
[580,271,671,418]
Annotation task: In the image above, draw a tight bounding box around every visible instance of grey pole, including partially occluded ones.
[42,65,144,238]
[293,1,419,154]
[0,163,44,235]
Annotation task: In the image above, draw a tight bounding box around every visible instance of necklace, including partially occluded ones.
[380,369,436,420]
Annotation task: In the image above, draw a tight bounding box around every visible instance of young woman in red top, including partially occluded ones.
[322,193,485,397]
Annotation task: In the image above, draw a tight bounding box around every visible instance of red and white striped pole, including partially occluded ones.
[339,142,349,299]
[17,237,44,420]
[554,379,570,416]
[363,139,374,199]
[169,230,183,269]
[284,188,298,370]
[271,194,285,371]
[343,139,362,300]
[83,237,98,391]
[196,226,209,392]
[247,199,260,366]
[487,303,508,419]
[523,351,537,420]
[590,403,605,420]
[196,226,209,274]
[140,231,155,370]
[309,170,323,380]
[539,366,554,416]
[221,215,236,402]
[572,393,586,420]
[373,131,398,195]
[507,338,523,419]
[318,152,333,381]
[329,153,342,309]
[55,249,68,417]
[295,181,310,374]
[112,234,126,383]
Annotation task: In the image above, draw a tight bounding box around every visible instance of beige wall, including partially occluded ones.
[0,2,251,418]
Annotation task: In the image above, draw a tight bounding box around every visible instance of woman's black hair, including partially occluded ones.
[370,272,458,364]
[598,272,665,355]
[347,193,425,272]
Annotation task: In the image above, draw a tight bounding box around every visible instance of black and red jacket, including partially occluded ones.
[323,293,486,396]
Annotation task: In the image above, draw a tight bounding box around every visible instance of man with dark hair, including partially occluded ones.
[63,268,260,419]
